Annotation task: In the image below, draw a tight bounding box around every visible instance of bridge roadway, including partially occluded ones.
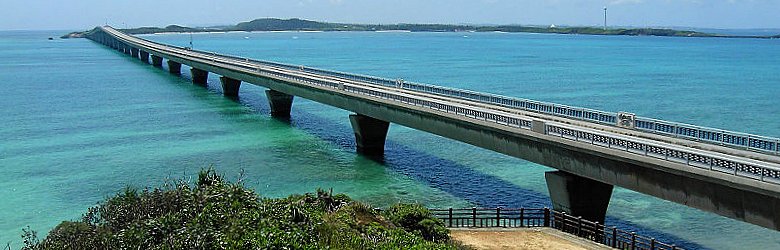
[86,26,780,230]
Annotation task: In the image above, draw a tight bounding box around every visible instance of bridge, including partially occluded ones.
[85,26,780,231]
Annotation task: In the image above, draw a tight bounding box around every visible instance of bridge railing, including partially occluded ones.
[174,43,780,186]
[99,26,780,155]
[431,207,682,250]
[545,124,780,184]
[203,48,780,155]
[272,60,780,184]
[95,27,780,185]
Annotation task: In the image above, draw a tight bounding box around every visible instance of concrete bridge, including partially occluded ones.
[85,26,780,230]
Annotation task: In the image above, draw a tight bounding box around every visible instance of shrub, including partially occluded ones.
[21,169,457,250]
[385,203,450,242]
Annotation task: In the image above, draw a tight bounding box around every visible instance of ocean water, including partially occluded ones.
[1,30,779,249]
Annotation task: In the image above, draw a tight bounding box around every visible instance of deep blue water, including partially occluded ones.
[1,30,779,249]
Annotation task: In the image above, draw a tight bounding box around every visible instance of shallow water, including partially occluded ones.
[1,30,779,249]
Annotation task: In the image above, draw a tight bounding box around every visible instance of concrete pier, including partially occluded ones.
[545,171,614,224]
[151,55,163,67]
[265,90,294,117]
[130,47,139,58]
[138,51,149,64]
[220,76,241,97]
[191,68,208,85]
[349,114,390,156]
[167,60,182,75]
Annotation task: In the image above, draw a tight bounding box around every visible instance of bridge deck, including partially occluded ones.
[100,26,780,185]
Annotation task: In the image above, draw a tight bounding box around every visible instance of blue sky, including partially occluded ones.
[1,0,779,30]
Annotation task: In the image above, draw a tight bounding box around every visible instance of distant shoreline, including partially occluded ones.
[62,18,780,39]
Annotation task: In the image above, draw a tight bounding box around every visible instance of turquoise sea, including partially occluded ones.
[1,30,779,249]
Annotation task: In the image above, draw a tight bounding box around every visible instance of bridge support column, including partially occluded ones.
[191,68,209,85]
[220,76,241,97]
[130,47,139,58]
[151,55,163,67]
[265,90,294,117]
[167,60,182,75]
[349,114,390,156]
[138,51,149,64]
[545,171,613,224]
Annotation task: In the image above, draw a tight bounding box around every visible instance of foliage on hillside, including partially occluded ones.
[21,169,460,249]
[120,25,201,35]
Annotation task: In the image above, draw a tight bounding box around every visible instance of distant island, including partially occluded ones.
[63,18,780,39]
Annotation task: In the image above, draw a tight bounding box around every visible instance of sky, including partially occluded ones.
[1,0,779,30]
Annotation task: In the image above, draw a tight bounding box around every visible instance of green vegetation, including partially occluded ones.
[64,18,780,39]
[117,25,202,35]
[21,169,462,249]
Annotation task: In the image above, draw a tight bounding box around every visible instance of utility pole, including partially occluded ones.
[603,7,608,30]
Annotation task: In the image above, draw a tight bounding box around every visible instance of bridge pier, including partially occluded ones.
[220,76,241,97]
[151,55,163,67]
[167,60,182,75]
[130,47,139,58]
[191,68,209,85]
[265,90,294,117]
[138,51,149,64]
[545,171,613,224]
[349,114,390,156]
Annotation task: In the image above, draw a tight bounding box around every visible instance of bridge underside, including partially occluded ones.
[86,30,780,231]
[234,72,779,230]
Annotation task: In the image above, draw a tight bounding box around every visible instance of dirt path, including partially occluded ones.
[450,228,611,250]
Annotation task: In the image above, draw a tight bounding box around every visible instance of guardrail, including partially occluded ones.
[95,26,780,155]
[92,27,780,185]
[115,27,780,155]
[431,207,682,250]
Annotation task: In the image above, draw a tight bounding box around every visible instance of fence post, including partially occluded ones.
[496,207,501,227]
[520,208,524,227]
[650,238,656,250]
[559,212,566,230]
[543,207,550,227]
[671,245,677,250]
[472,207,477,227]
[594,221,600,243]
[631,232,636,250]
[612,227,618,248]
[448,208,453,228]
[577,216,583,237]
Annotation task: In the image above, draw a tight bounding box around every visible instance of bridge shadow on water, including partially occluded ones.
[284,109,704,249]
[238,106,701,248]
[129,54,705,249]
